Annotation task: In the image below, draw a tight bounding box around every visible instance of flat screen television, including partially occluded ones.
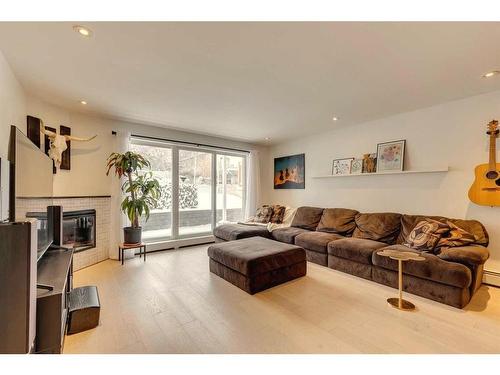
[0,157,9,221]
[25,209,54,261]
[8,125,54,260]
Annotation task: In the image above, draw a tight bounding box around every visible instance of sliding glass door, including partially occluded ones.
[129,142,173,241]
[130,137,247,244]
[216,154,245,225]
[178,149,213,237]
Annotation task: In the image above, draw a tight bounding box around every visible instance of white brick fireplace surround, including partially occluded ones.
[16,196,111,271]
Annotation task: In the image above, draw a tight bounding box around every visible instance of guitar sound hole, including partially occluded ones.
[486,170,499,179]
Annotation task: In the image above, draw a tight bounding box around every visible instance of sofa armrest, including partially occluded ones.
[437,245,489,267]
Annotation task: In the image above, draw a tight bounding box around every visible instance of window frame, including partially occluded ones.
[129,137,248,247]
[215,151,247,227]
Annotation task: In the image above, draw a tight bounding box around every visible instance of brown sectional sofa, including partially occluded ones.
[214,206,490,308]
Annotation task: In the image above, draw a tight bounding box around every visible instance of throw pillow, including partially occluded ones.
[248,205,274,224]
[269,205,286,224]
[404,219,450,251]
[437,221,476,248]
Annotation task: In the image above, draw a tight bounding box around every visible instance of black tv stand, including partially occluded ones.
[36,247,74,353]
[35,244,71,292]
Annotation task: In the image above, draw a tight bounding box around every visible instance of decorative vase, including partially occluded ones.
[123,227,142,245]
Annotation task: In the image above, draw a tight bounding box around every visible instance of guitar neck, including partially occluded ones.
[489,133,498,171]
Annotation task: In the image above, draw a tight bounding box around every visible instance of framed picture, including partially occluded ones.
[376,140,406,172]
[332,158,354,175]
[351,158,363,174]
[362,153,377,173]
[274,153,305,189]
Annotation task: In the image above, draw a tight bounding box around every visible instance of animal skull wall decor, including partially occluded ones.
[40,121,97,168]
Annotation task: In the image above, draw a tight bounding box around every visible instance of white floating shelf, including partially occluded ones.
[312,167,449,179]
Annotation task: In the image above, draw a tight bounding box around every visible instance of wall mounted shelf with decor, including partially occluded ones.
[312,167,449,179]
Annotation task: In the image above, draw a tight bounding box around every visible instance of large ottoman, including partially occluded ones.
[207,237,307,294]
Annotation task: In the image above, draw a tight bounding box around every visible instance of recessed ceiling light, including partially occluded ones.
[80,100,87,105]
[73,25,92,37]
[482,71,499,78]
[332,116,339,121]
[265,137,270,141]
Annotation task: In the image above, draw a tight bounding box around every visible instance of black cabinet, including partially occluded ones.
[0,221,37,354]
[35,248,74,354]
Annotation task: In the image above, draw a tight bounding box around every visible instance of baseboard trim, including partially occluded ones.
[146,235,215,252]
[483,270,500,287]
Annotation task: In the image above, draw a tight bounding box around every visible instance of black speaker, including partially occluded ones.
[0,220,37,353]
[47,205,63,246]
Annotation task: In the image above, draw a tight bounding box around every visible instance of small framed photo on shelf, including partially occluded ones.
[376,140,406,172]
[332,158,354,175]
[362,153,377,173]
[350,158,363,174]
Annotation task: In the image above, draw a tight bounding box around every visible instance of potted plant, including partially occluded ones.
[106,151,161,244]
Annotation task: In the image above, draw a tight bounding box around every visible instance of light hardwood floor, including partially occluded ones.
[64,245,500,354]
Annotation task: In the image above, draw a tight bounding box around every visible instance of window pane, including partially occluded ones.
[129,143,172,241]
[217,154,245,225]
[178,150,212,236]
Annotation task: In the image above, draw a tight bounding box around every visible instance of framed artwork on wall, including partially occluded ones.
[332,158,354,175]
[274,153,305,189]
[376,140,406,172]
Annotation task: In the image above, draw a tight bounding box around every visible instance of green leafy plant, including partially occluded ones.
[106,151,162,228]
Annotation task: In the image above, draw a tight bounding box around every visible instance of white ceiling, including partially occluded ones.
[1,22,500,144]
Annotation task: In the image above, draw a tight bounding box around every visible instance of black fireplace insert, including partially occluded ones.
[27,209,96,253]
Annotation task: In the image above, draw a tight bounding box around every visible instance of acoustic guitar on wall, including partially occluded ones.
[468,119,500,206]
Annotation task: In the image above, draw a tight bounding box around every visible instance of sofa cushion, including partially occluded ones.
[327,237,387,265]
[397,215,489,247]
[352,212,402,244]
[447,218,489,246]
[305,250,328,266]
[437,221,476,248]
[213,223,271,241]
[207,237,305,277]
[372,268,471,309]
[436,245,489,267]
[405,219,450,251]
[372,245,472,289]
[272,226,310,244]
[316,208,359,235]
[295,231,345,254]
[290,206,324,230]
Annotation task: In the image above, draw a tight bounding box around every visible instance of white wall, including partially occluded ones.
[5,45,500,274]
[0,51,26,158]
[0,51,26,219]
[262,90,500,274]
[26,96,261,197]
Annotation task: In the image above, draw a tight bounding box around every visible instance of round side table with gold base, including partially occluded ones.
[377,249,425,311]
